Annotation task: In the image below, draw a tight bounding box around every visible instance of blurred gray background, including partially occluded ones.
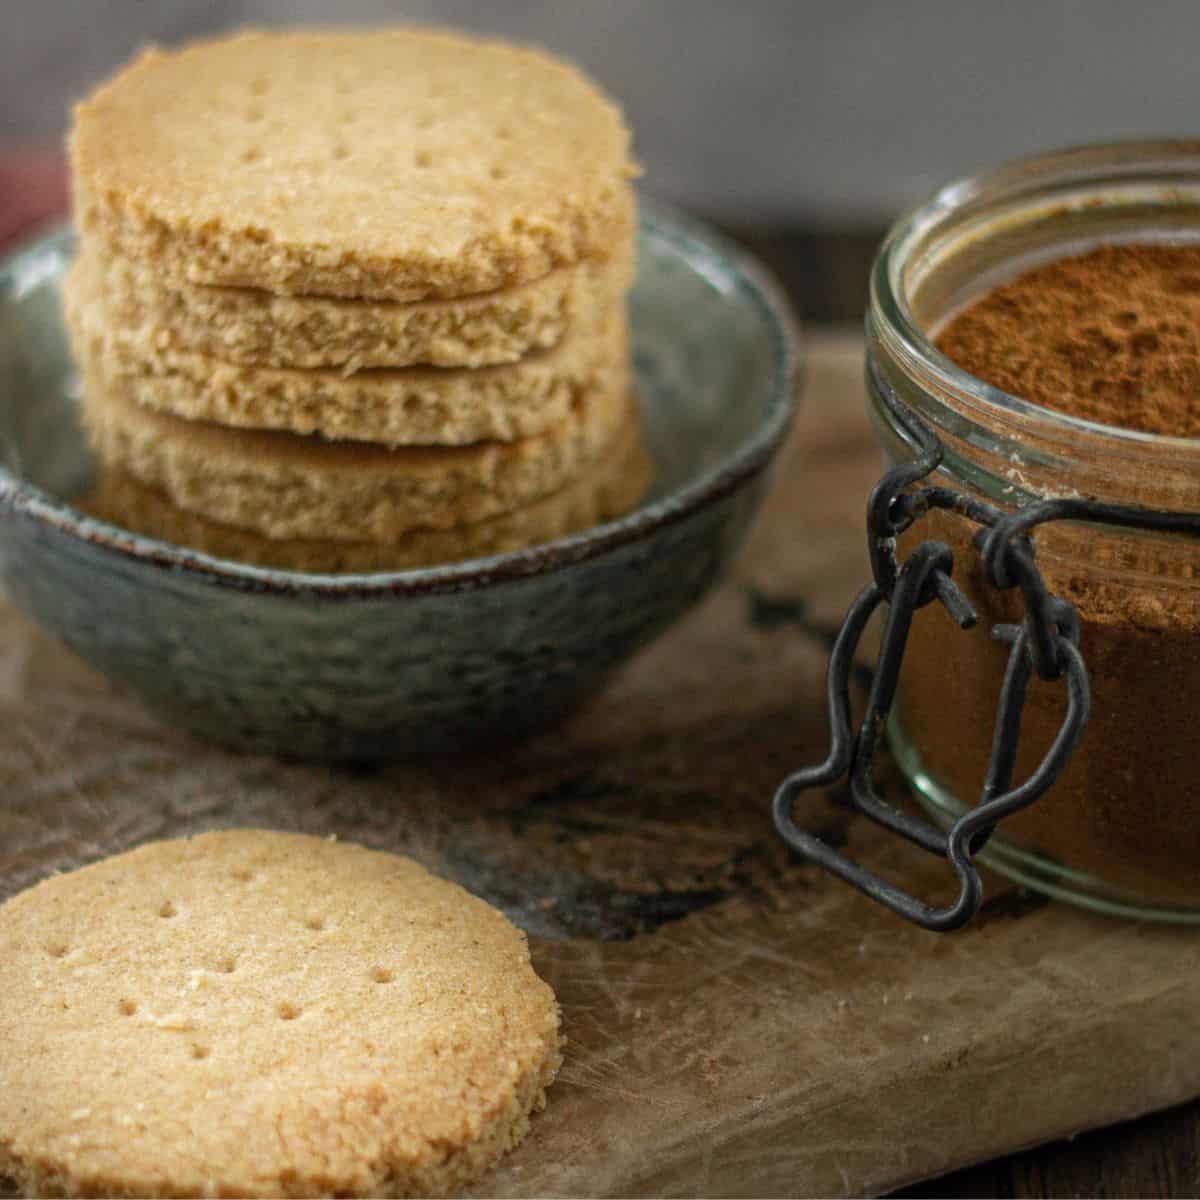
[3,0,1197,318]
[4,0,1198,225]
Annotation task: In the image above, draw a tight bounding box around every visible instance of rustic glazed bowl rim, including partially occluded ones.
[0,208,800,599]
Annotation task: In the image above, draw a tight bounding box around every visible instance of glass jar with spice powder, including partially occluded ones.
[863,140,1200,921]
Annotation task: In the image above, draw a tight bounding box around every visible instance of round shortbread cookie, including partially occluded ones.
[80,371,630,540]
[73,237,633,371]
[83,410,652,573]
[0,830,562,1198]
[69,29,637,301]
[67,267,628,445]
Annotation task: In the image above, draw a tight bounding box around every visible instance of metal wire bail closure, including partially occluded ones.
[765,355,1200,931]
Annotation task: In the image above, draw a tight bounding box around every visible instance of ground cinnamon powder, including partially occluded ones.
[895,242,1200,906]
[936,243,1200,436]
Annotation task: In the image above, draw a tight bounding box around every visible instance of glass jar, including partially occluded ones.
[868,140,1200,920]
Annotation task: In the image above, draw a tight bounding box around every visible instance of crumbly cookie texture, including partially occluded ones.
[83,408,651,573]
[67,268,628,445]
[74,238,634,371]
[80,369,630,540]
[0,830,562,1199]
[69,28,638,301]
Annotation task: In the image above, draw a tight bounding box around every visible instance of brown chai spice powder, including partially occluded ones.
[936,242,1200,435]
[894,242,1200,905]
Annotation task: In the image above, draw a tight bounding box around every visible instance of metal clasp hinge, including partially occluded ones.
[772,359,1198,931]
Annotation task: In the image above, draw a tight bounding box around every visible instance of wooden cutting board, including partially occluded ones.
[3,334,1199,1199]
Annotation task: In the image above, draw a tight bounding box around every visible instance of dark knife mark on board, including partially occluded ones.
[443,841,730,941]
[973,887,1051,927]
[746,587,875,690]
[748,589,811,631]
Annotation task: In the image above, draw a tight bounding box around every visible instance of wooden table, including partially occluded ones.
[2,164,1200,1196]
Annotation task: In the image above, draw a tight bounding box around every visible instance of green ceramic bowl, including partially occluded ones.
[0,209,799,760]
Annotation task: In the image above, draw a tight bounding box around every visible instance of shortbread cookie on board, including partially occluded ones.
[80,371,631,540]
[70,28,637,301]
[83,410,652,573]
[0,830,562,1198]
[67,269,628,445]
[75,239,634,371]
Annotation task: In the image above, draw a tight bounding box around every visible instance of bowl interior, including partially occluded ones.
[0,209,793,577]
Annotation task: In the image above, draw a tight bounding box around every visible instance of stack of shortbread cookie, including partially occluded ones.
[65,28,646,571]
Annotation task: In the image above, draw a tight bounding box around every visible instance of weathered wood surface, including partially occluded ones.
[3,336,1200,1198]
